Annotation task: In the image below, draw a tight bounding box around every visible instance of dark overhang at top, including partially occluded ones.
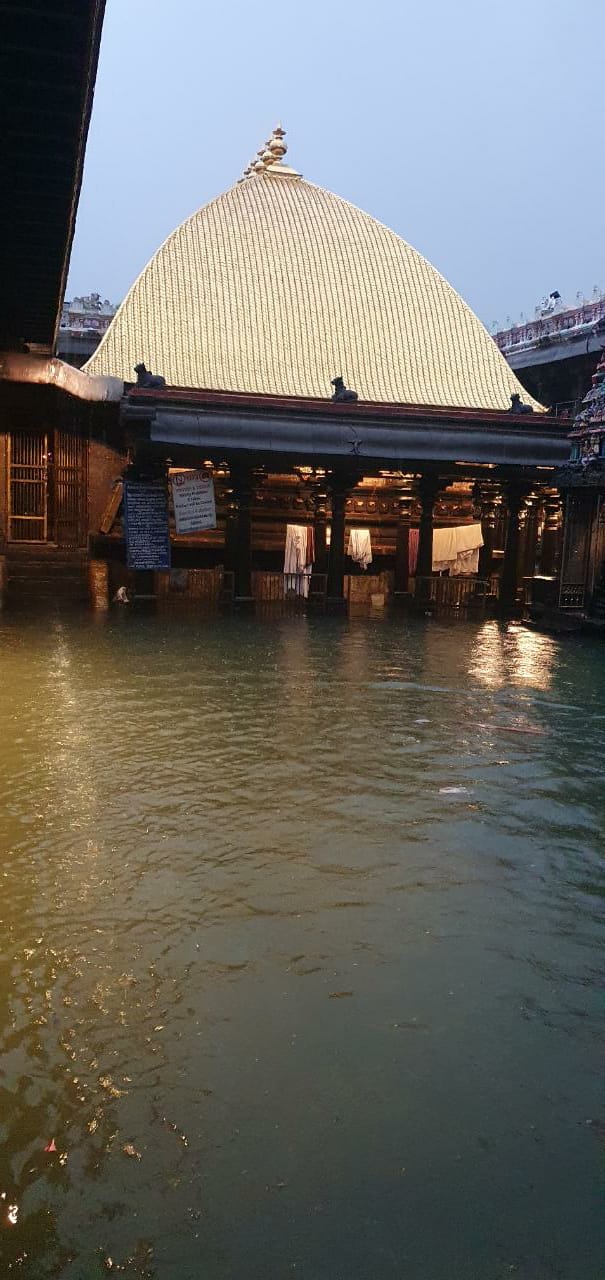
[122,387,570,474]
[0,0,106,353]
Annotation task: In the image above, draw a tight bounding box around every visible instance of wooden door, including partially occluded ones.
[54,429,87,547]
[8,432,48,541]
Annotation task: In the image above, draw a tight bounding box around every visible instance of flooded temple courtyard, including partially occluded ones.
[0,613,603,1279]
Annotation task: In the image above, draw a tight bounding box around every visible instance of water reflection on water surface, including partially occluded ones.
[0,614,603,1280]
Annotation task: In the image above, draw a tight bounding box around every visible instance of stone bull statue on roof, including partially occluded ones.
[134,362,166,389]
[331,375,358,403]
[508,391,533,415]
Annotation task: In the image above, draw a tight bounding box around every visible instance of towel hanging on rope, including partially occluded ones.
[284,524,314,597]
[347,528,373,571]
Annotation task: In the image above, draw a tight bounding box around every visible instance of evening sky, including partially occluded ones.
[68,0,603,330]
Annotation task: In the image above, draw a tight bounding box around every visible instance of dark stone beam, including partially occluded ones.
[142,405,569,471]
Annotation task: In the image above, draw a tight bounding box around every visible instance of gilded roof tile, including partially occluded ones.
[85,150,542,411]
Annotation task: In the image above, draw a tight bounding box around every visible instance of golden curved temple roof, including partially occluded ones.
[86,129,540,411]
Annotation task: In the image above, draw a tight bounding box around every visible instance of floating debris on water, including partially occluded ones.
[122,1143,142,1161]
[161,1117,189,1146]
[99,1075,128,1098]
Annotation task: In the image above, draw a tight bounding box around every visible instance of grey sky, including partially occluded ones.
[68,0,603,330]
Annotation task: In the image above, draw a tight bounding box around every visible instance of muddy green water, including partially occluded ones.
[0,613,603,1280]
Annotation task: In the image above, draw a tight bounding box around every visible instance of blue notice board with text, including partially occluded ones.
[124,481,171,571]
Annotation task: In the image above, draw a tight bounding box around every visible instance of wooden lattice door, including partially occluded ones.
[8,430,87,546]
[54,429,87,547]
[8,432,49,541]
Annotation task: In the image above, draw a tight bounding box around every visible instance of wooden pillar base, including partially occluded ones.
[392,591,413,609]
[89,559,109,610]
[132,569,157,609]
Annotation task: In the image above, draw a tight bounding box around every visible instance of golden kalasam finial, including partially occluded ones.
[268,125,287,161]
[241,126,288,178]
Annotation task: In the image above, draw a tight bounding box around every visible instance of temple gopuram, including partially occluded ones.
[554,351,605,623]
[1,128,571,614]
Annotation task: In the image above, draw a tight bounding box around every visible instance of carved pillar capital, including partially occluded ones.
[396,473,415,516]
[504,480,532,518]
[417,472,441,510]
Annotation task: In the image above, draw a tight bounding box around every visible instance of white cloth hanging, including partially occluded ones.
[432,523,483,576]
[348,528,373,571]
[284,524,314,597]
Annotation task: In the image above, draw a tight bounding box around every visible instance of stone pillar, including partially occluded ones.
[133,569,156,605]
[313,482,329,573]
[89,559,109,610]
[223,487,237,566]
[229,463,254,602]
[516,499,529,586]
[539,489,562,577]
[476,484,499,581]
[327,472,354,606]
[500,484,527,611]
[311,480,329,594]
[415,474,440,599]
[522,495,540,580]
[393,475,414,601]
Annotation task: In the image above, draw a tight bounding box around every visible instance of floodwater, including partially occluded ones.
[0,611,603,1280]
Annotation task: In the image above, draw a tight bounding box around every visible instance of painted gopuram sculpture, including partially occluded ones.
[556,350,605,613]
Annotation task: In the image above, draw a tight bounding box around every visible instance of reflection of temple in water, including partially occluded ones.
[1,129,570,616]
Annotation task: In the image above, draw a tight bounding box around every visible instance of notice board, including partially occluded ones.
[124,481,171,570]
[171,470,217,535]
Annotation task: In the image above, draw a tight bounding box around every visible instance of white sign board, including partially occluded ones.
[171,470,217,535]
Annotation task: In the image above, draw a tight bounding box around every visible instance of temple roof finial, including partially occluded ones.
[267,125,287,161]
[240,124,301,181]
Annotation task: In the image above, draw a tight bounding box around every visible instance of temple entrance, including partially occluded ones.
[8,430,87,546]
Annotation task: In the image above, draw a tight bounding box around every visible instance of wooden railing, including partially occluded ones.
[251,571,327,610]
[414,576,492,612]
[559,583,585,610]
[156,566,235,608]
